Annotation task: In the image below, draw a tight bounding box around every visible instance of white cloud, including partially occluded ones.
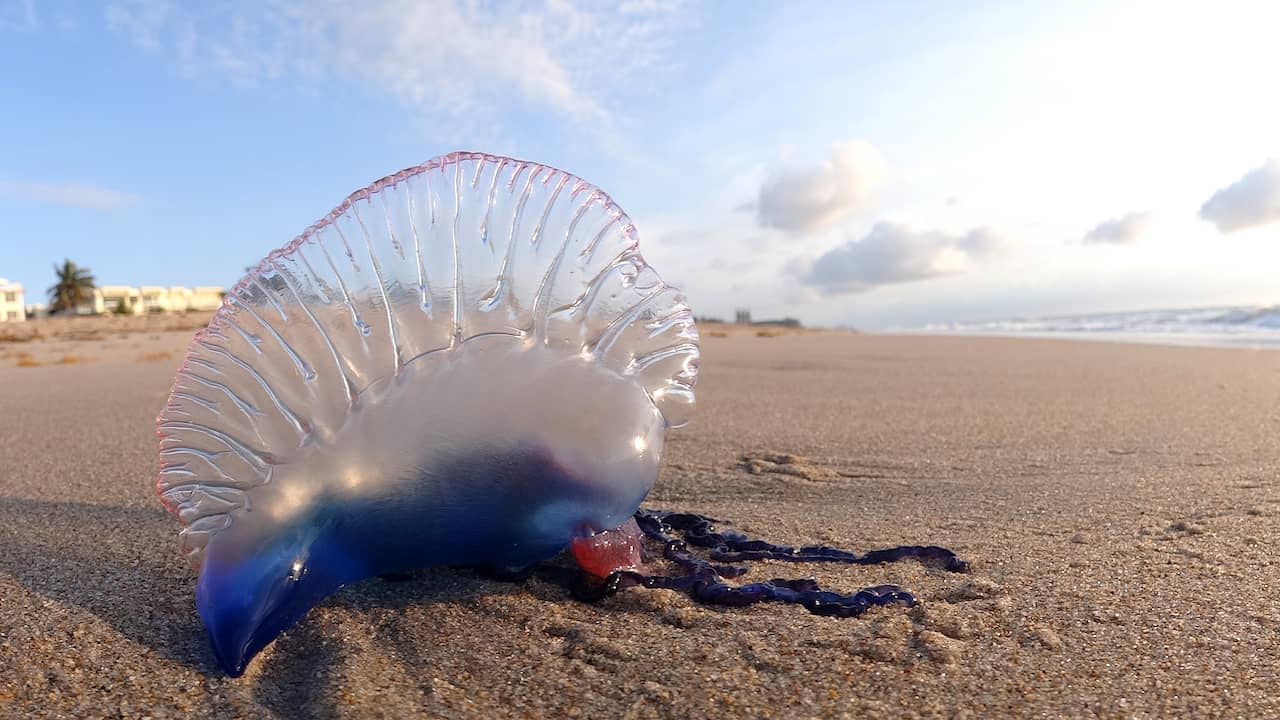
[755,141,886,234]
[101,0,691,125]
[104,0,169,48]
[1081,211,1151,245]
[0,181,137,210]
[803,221,1004,294]
[1199,158,1280,233]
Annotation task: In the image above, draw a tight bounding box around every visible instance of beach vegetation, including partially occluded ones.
[47,259,96,315]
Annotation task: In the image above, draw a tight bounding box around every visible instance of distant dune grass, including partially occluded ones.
[11,352,93,368]
[0,312,215,345]
[0,327,40,343]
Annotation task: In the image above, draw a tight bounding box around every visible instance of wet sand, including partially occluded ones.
[0,323,1277,718]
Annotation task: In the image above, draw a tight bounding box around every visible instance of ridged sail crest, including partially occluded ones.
[156,151,700,566]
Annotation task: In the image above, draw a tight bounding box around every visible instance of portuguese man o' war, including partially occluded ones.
[157,152,698,675]
[157,151,968,677]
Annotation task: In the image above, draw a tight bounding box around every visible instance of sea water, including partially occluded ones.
[914,305,1280,349]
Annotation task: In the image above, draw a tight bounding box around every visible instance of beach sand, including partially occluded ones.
[0,320,1277,718]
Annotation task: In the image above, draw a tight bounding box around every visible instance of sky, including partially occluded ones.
[3,0,1280,330]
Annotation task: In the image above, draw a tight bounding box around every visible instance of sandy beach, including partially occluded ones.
[0,319,1277,719]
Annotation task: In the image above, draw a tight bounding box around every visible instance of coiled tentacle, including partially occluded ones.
[563,510,968,618]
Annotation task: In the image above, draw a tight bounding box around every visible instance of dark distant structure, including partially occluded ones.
[733,308,802,329]
[752,317,803,328]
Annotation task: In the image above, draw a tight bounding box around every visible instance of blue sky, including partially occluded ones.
[3,0,1280,329]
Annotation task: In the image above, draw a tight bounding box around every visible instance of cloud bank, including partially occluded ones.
[1082,211,1151,245]
[0,181,136,210]
[804,221,1003,294]
[755,141,885,234]
[101,0,690,125]
[1199,159,1280,233]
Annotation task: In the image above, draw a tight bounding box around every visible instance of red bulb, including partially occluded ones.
[569,518,644,578]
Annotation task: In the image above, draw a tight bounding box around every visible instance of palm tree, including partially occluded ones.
[47,259,96,315]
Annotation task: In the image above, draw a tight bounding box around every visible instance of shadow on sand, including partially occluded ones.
[0,496,540,719]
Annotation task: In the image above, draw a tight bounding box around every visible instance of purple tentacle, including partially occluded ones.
[561,509,968,619]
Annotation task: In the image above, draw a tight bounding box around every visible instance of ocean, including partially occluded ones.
[914,305,1280,349]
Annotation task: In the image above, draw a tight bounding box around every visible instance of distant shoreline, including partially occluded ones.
[898,328,1280,350]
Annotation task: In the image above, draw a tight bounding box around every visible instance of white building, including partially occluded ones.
[168,286,192,312]
[189,287,224,311]
[139,286,172,313]
[97,286,137,315]
[75,285,224,315]
[0,279,25,322]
